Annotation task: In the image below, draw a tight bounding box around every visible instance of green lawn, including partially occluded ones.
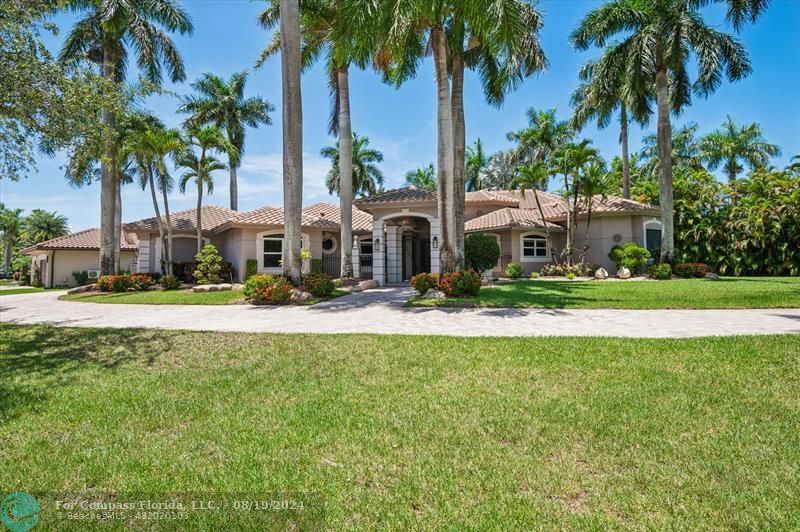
[59,288,348,305]
[409,277,800,309]
[1,324,798,529]
[0,287,53,296]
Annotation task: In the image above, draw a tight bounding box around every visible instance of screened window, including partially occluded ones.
[522,235,548,258]
[262,234,283,268]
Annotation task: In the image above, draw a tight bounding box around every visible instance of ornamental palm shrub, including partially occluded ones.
[608,243,650,273]
[194,244,223,285]
[465,234,501,274]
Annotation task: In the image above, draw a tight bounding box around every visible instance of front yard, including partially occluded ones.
[409,277,800,309]
[59,288,348,305]
[1,324,797,529]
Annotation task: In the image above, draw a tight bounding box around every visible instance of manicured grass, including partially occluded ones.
[59,288,348,305]
[409,277,800,309]
[1,324,798,529]
[0,287,51,296]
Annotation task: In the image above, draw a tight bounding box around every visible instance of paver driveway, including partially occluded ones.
[2,288,799,337]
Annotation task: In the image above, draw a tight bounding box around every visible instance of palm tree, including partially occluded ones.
[508,108,573,167]
[700,116,781,183]
[789,156,800,174]
[465,139,488,192]
[405,164,437,191]
[321,133,384,197]
[59,0,193,275]
[578,159,613,244]
[511,162,556,261]
[22,210,69,245]
[179,126,235,254]
[178,72,274,211]
[124,127,185,275]
[641,124,704,179]
[571,45,650,199]
[258,0,375,279]
[572,0,767,263]
[0,205,24,272]
[483,151,518,190]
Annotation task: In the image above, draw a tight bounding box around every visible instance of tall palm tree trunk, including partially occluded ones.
[281,0,303,284]
[160,176,174,276]
[532,190,556,264]
[431,26,454,272]
[451,52,466,272]
[229,160,238,211]
[4,237,13,272]
[99,47,117,275]
[114,177,121,273]
[147,172,167,274]
[655,61,674,263]
[620,104,631,199]
[196,181,204,256]
[337,67,354,278]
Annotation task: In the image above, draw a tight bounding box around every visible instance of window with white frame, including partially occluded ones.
[643,220,663,255]
[521,233,549,261]
[262,233,283,268]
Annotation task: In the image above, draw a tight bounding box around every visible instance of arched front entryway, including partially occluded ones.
[372,212,440,285]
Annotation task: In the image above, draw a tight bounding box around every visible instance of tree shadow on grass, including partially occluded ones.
[0,324,177,423]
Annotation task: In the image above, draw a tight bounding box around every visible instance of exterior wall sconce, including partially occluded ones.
[374,238,380,248]
[432,236,439,250]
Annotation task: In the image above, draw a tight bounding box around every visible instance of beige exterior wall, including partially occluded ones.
[47,250,137,287]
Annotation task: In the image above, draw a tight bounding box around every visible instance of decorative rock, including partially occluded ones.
[420,288,446,300]
[617,267,631,279]
[705,272,720,280]
[192,285,211,293]
[291,289,312,303]
[217,283,233,291]
[358,280,379,291]
[231,283,244,290]
[594,268,609,280]
[67,284,97,295]
[207,285,220,292]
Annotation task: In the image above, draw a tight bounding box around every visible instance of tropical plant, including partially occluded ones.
[59,0,193,275]
[179,126,234,254]
[72,270,90,286]
[482,150,517,190]
[512,161,557,261]
[608,242,650,274]
[465,138,488,192]
[405,164,436,191]
[178,72,273,211]
[464,233,500,274]
[578,159,614,243]
[508,108,573,167]
[304,272,334,297]
[0,205,24,272]
[700,116,781,182]
[410,272,440,296]
[648,263,673,280]
[640,123,704,179]
[244,274,293,304]
[193,244,223,285]
[159,274,181,290]
[22,209,69,245]
[321,132,385,197]
[437,270,481,297]
[572,0,768,263]
[571,46,650,199]
[505,262,523,279]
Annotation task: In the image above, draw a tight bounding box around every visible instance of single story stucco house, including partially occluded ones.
[24,187,661,287]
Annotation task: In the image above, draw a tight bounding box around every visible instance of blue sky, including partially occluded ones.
[4,0,799,232]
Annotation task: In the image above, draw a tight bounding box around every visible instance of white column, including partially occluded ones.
[137,239,150,273]
[153,237,162,273]
[372,220,384,286]
[351,237,360,279]
[429,219,440,274]
[386,225,400,283]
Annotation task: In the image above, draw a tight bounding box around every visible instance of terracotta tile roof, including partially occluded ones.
[125,205,238,233]
[22,228,138,253]
[490,190,567,216]
[465,208,564,232]
[302,202,373,232]
[465,190,519,205]
[585,195,660,214]
[354,186,436,205]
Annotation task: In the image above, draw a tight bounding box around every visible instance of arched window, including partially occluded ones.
[322,236,337,254]
[643,219,663,255]
[520,232,549,262]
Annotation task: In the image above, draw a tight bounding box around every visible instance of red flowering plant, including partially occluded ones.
[244,274,293,304]
[410,272,439,295]
[437,270,481,298]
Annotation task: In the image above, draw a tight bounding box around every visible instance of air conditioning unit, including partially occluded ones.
[87,269,100,280]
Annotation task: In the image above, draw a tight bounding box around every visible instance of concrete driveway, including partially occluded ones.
[1,288,799,338]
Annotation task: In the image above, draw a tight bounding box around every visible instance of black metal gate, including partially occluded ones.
[322,254,340,278]
[359,254,373,280]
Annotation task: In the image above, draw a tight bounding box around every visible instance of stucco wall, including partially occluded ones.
[49,250,137,287]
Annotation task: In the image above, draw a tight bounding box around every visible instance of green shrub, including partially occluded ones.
[304,273,334,297]
[608,242,651,273]
[566,272,576,280]
[540,262,595,277]
[159,275,181,290]
[465,234,500,273]
[648,263,672,280]
[130,274,155,291]
[245,259,258,280]
[530,272,539,279]
[505,262,523,279]
[194,244,223,285]
[438,270,481,297]
[97,274,154,292]
[310,258,324,275]
[410,272,440,295]
[674,262,709,278]
[243,274,293,304]
[72,270,89,286]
